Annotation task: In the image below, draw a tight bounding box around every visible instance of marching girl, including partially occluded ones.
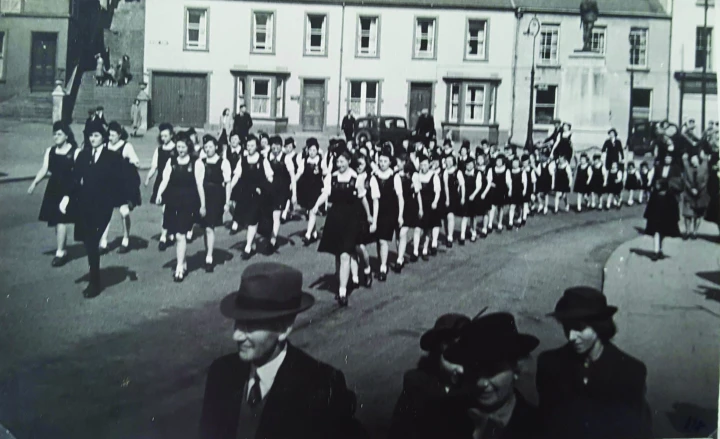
[228,134,274,260]
[534,153,553,215]
[258,132,271,156]
[551,155,573,213]
[443,155,465,246]
[589,154,607,209]
[472,154,491,238]
[573,153,593,212]
[458,140,473,164]
[267,135,297,251]
[313,150,373,307]
[102,121,141,253]
[508,156,527,228]
[281,137,298,221]
[605,161,624,209]
[416,154,442,260]
[155,133,206,282]
[355,154,380,287]
[392,153,421,273]
[431,153,448,248]
[483,155,512,233]
[145,123,176,251]
[521,154,536,223]
[373,146,403,281]
[639,161,651,203]
[225,132,244,234]
[624,162,643,205]
[198,135,232,272]
[458,158,478,243]
[299,139,328,245]
[28,121,79,267]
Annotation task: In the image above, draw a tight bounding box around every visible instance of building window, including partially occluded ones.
[305,14,327,56]
[252,11,274,54]
[629,28,648,67]
[534,85,557,125]
[696,27,713,70]
[0,0,22,13]
[465,85,485,123]
[185,8,208,51]
[236,77,246,114]
[591,26,606,55]
[276,79,285,118]
[538,25,559,65]
[449,84,460,122]
[349,81,379,117]
[251,78,271,117]
[0,31,5,80]
[466,19,487,60]
[631,88,652,124]
[357,16,379,57]
[414,18,436,59]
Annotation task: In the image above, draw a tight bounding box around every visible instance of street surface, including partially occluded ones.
[1,174,717,439]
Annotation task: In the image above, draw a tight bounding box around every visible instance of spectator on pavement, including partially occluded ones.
[115,54,132,86]
[414,109,436,144]
[389,313,470,439]
[682,152,710,240]
[233,104,253,142]
[682,118,701,148]
[537,287,652,439]
[551,123,574,164]
[601,128,624,170]
[422,312,542,439]
[199,262,367,439]
[341,109,356,141]
[644,153,684,260]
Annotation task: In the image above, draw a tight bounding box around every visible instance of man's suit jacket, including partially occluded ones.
[536,343,652,439]
[199,344,367,439]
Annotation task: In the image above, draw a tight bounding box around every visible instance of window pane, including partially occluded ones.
[361,17,371,31]
[632,89,651,107]
[188,10,202,24]
[534,85,557,124]
[188,29,199,43]
[310,34,322,47]
[310,16,325,29]
[366,82,377,99]
[256,13,268,26]
[254,79,269,96]
[351,81,362,98]
[0,32,4,53]
[535,88,555,104]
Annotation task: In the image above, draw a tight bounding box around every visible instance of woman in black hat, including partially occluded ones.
[298,139,327,245]
[644,153,684,260]
[537,287,651,439]
[101,121,141,253]
[423,312,542,439]
[28,121,80,267]
[155,132,206,282]
[198,135,232,272]
[312,150,373,307]
[389,313,470,439]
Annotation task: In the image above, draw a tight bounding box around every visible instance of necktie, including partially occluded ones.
[247,373,262,407]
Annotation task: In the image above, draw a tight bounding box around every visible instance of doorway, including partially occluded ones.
[30,33,58,92]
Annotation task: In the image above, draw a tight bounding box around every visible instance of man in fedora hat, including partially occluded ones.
[536,286,651,439]
[420,312,542,439]
[199,262,366,439]
[389,313,470,439]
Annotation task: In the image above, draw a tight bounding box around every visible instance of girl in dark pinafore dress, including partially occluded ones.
[393,153,421,273]
[373,146,401,281]
[483,155,511,233]
[624,162,643,206]
[28,121,79,267]
[443,155,464,247]
[299,139,328,245]
[459,158,477,243]
[605,161,624,210]
[551,155,573,213]
[224,132,243,233]
[521,154,536,224]
[155,133,206,282]
[534,153,553,215]
[416,154,442,260]
[199,135,232,272]
[508,156,527,229]
[267,135,296,251]
[573,153,593,212]
[589,154,607,209]
[314,150,373,307]
[354,154,380,288]
[145,122,177,251]
[102,121,142,253]
[473,154,491,237]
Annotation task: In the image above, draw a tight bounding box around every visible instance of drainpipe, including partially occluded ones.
[509,6,522,144]
[665,0,674,122]
[336,2,346,135]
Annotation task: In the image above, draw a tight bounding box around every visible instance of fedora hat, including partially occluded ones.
[443,313,539,369]
[419,313,471,352]
[547,286,618,320]
[220,262,315,321]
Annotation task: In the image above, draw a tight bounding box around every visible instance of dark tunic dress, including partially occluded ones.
[445,170,463,216]
[39,145,77,226]
[399,172,421,228]
[523,168,535,202]
[553,164,572,193]
[297,156,324,210]
[640,169,651,191]
[269,152,292,211]
[574,164,592,194]
[625,170,642,190]
[418,172,442,229]
[163,157,200,235]
[151,145,177,205]
[462,169,477,217]
[606,169,623,195]
[510,169,525,205]
[317,173,363,256]
[375,172,399,241]
[553,136,574,162]
[114,142,142,209]
[490,167,510,206]
[231,154,269,227]
[226,147,243,201]
[536,162,553,194]
[202,157,226,228]
[357,173,378,245]
[589,164,606,194]
[644,165,683,237]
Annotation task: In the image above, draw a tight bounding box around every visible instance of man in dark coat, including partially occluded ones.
[199,262,367,439]
[420,312,543,439]
[537,287,652,439]
[233,104,253,142]
[414,108,436,143]
[60,123,123,298]
[341,109,356,141]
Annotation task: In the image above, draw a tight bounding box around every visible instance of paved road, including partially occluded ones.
[0,175,712,439]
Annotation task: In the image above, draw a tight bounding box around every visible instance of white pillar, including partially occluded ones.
[52,80,66,122]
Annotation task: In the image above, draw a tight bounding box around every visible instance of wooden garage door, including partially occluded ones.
[302,80,326,131]
[152,73,208,127]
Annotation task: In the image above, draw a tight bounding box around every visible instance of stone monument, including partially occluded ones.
[579,0,599,52]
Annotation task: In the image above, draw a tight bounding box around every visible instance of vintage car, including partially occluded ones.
[354,116,412,147]
[627,120,684,156]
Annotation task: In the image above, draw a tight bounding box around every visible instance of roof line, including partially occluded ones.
[520,7,670,19]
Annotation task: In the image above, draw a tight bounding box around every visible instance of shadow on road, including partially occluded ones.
[696,271,720,304]
[43,243,86,263]
[73,266,139,294]
[697,233,720,244]
[162,249,234,274]
[665,402,718,438]
[629,248,667,260]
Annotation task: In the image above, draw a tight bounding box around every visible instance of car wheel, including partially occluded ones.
[356,130,372,146]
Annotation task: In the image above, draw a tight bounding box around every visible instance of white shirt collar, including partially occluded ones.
[248,345,288,400]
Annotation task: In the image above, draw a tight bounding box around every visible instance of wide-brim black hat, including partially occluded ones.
[547,286,618,320]
[443,312,539,368]
[419,313,471,351]
[220,262,315,321]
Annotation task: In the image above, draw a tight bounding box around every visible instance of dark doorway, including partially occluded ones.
[30,32,58,91]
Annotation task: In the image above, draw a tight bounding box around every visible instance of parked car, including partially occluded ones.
[354,116,412,148]
[628,120,682,156]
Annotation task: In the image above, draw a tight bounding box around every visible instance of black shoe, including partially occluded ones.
[117,244,130,254]
[51,254,67,267]
[229,227,239,236]
[241,249,255,260]
[83,282,101,299]
[158,240,167,252]
[430,246,438,256]
[459,239,465,246]
[682,233,689,241]
[422,253,430,261]
[349,279,359,291]
[409,253,419,263]
[446,241,453,248]
[363,272,373,288]
[99,245,108,255]
[392,261,404,273]
[378,270,388,282]
[470,235,477,242]
[338,296,349,307]
[690,233,698,240]
[480,231,488,239]
[497,227,503,234]
[204,262,214,273]
[173,272,185,282]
